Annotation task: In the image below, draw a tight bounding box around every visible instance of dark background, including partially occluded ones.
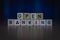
[0,0,60,40]
[0,0,60,23]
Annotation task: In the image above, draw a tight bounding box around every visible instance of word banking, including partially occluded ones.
[8,13,52,26]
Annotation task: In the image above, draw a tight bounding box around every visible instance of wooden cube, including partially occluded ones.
[23,13,31,20]
[36,13,43,20]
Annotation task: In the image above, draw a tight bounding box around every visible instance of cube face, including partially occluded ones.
[26,20,34,26]
[23,13,31,20]
[31,13,36,20]
[46,19,52,26]
[21,20,27,26]
[8,19,14,26]
[17,13,23,19]
[40,20,46,26]
[36,13,43,20]
[36,20,40,25]
[33,20,40,26]
[14,19,21,26]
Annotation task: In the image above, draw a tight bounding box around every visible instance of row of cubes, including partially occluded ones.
[17,13,43,20]
[8,19,52,26]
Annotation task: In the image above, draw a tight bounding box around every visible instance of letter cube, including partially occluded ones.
[26,20,34,26]
[46,19,52,26]
[23,13,31,20]
[40,20,46,26]
[36,13,43,20]
[33,20,40,26]
[17,13,23,19]
[21,20,27,26]
[31,13,36,20]
[8,19,14,26]
[14,19,21,26]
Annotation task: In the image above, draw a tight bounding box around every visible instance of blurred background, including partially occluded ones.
[0,0,60,40]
